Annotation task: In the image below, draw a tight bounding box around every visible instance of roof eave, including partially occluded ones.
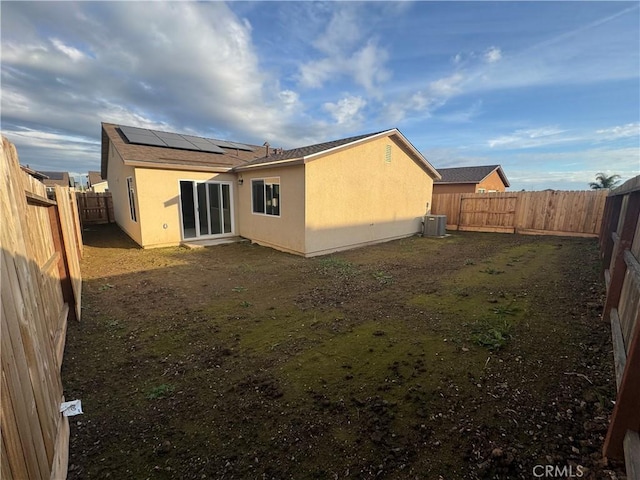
[434,180,480,185]
[233,157,304,172]
[124,159,234,173]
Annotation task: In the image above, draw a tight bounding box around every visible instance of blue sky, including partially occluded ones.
[1,1,638,190]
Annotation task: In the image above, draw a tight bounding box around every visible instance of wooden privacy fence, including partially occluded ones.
[599,175,640,478]
[76,191,114,225]
[1,136,82,479]
[432,190,608,237]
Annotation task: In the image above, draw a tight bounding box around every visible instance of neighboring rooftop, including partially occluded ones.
[40,171,72,187]
[87,171,105,186]
[434,165,510,187]
[20,165,49,181]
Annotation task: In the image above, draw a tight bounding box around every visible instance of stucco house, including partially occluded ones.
[88,171,109,193]
[41,171,73,195]
[433,165,509,194]
[100,123,440,257]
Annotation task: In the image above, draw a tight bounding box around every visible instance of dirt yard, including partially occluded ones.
[63,224,625,479]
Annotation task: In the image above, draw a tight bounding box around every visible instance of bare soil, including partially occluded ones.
[63,224,625,479]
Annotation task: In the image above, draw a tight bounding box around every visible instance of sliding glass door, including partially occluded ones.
[180,181,232,239]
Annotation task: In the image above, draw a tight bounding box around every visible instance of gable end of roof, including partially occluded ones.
[234,129,441,179]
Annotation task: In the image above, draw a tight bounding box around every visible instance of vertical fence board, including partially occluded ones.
[55,186,82,321]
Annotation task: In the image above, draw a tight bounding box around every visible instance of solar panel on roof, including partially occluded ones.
[227,142,254,152]
[210,139,238,149]
[120,126,157,137]
[153,131,184,140]
[162,138,201,150]
[125,134,167,147]
[119,125,226,154]
[183,138,225,154]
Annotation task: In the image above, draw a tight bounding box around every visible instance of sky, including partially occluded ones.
[1,1,639,191]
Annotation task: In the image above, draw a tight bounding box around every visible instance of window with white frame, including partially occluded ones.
[126,176,137,222]
[252,177,280,216]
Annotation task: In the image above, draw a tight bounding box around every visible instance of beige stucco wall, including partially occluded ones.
[304,136,434,256]
[92,181,109,193]
[237,165,306,255]
[106,142,142,245]
[134,168,237,248]
[477,170,507,192]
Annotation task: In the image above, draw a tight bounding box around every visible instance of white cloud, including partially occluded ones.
[296,5,391,95]
[484,46,502,63]
[298,58,336,89]
[323,95,366,126]
[488,127,570,148]
[383,72,466,124]
[595,122,640,140]
[51,38,86,61]
[429,73,465,98]
[298,40,390,96]
[351,40,391,95]
[313,6,362,55]
[488,123,640,150]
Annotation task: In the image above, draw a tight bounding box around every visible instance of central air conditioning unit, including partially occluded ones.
[423,214,446,237]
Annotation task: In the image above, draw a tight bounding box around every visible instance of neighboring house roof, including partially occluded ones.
[20,165,49,181]
[41,171,71,187]
[234,129,441,179]
[87,171,104,186]
[101,123,264,178]
[434,165,510,187]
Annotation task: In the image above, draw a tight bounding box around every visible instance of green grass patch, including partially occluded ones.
[146,383,174,399]
[471,317,513,350]
[316,256,358,276]
[372,270,394,285]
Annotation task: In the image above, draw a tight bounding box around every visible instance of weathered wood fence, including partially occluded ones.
[599,175,640,478]
[1,136,82,479]
[432,190,608,237]
[76,191,114,225]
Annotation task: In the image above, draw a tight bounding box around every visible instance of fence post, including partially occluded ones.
[601,195,623,271]
[603,193,640,321]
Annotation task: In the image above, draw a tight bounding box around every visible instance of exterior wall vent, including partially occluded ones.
[385,145,392,164]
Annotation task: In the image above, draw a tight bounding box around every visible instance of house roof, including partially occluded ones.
[234,129,441,179]
[20,165,49,181]
[88,171,105,186]
[102,123,440,180]
[434,165,510,187]
[101,123,265,178]
[40,171,71,187]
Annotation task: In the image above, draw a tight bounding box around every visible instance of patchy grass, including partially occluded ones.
[63,224,621,480]
[146,383,175,400]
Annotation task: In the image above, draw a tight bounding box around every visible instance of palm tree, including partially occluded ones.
[589,172,621,190]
